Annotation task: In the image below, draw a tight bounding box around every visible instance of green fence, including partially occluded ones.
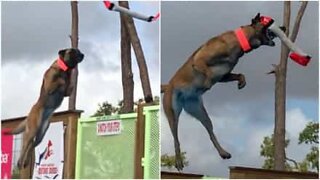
[143,106,160,179]
[75,105,159,179]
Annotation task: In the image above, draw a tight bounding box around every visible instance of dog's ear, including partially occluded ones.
[251,13,261,24]
[58,49,67,57]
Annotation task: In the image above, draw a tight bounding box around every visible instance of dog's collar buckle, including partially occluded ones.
[234,28,251,52]
[57,58,68,71]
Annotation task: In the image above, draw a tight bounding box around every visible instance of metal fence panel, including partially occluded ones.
[143,105,160,179]
[75,105,160,179]
[75,113,137,179]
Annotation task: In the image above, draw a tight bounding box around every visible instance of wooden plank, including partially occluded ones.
[161,171,204,179]
[229,166,319,179]
[63,113,79,179]
[134,104,145,178]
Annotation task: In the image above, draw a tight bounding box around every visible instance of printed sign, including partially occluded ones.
[1,129,13,179]
[97,120,122,136]
[32,122,64,179]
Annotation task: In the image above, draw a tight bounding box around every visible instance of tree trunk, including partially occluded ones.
[121,1,153,103]
[69,1,79,110]
[119,1,134,113]
[273,1,308,170]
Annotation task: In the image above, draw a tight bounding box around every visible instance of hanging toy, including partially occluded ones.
[103,1,160,22]
[260,16,311,66]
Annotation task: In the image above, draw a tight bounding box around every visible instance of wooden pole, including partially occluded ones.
[134,104,145,178]
[119,1,134,113]
[273,1,308,170]
[69,1,79,110]
[121,1,153,103]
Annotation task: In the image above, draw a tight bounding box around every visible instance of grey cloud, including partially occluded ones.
[2,1,159,65]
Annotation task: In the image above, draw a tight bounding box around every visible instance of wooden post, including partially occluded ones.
[119,1,134,113]
[122,1,153,103]
[272,1,308,170]
[69,1,79,110]
[273,1,291,170]
[63,112,80,178]
[134,104,145,178]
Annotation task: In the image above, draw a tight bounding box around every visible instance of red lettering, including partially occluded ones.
[49,167,58,174]
[98,121,121,135]
[38,167,49,175]
[98,123,106,133]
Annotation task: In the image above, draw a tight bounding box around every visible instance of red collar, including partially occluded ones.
[57,58,68,71]
[234,28,251,52]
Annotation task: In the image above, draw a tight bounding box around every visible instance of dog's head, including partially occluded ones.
[250,13,286,47]
[58,48,84,68]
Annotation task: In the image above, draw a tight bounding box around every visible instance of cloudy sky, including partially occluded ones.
[1,1,159,118]
[161,1,318,177]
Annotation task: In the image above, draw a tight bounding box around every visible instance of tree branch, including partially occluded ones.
[290,1,308,42]
[286,156,299,169]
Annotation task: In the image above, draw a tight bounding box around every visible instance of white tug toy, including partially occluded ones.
[103,1,160,22]
[260,16,311,66]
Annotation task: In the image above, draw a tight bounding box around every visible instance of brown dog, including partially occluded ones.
[161,13,285,171]
[4,48,84,168]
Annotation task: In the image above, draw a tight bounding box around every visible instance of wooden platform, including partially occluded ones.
[161,171,204,179]
[229,166,319,179]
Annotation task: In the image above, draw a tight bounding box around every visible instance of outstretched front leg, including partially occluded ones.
[219,73,246,89]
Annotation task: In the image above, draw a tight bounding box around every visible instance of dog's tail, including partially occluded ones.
[3,120,26,135]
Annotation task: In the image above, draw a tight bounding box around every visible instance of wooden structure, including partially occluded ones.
[161,171,204,179]
[229,166,319,179]
[2,110,83,179]
[134,104,146,178]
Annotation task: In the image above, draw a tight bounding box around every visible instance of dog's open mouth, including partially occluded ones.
[266,29,276,40]
[263,28,276,46]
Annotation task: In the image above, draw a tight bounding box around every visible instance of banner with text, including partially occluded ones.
[97,120,122,136]
[32,122,64,179]
[1,129,13,179]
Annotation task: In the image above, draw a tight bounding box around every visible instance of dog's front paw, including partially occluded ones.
[238,74,246,89]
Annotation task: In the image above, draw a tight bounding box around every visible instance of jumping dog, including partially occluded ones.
[161,13,285,171]
[4,48,84,168]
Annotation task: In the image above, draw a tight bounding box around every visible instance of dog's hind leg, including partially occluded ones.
[183,96,231,159]
[34,108,54,147]
[18,123,38,168]
[163,86,184,171]
[18,105,44,168]
[21,108,53,168]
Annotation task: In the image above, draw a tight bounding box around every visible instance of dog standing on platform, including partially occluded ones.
[4,48,84,168]
[161,13,285,171]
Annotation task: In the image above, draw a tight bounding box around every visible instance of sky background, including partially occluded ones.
[1,1,159,119]
[161,1,318,177]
